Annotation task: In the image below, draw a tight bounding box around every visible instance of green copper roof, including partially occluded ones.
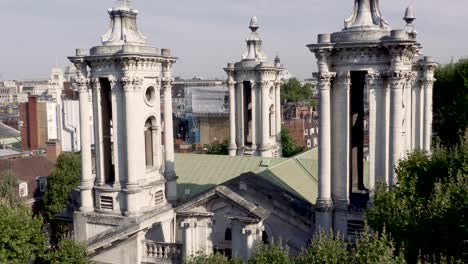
[175,149,319,204]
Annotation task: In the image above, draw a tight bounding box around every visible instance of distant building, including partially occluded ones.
[0,156,54,212]
[21,68,64,103]
[282,103,318,149]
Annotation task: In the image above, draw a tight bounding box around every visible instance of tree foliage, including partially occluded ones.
[281,78,314,104]
[366,135,468,263]
[37,239,89,264]
[281,129,304,157]
[205,140,229,155]
[433,59,468,147]
[297,232,348,264]
[0,204,47,264]
[248,242,292,264]
[0,170,20,207]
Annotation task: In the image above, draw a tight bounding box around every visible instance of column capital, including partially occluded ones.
[90,78,101,90]
[259,80,271,90]
[227,80,236,88]
[121,77,144,92]
[314,48,333,63]
[385,70,412,88]
[161,77,173,90]
[314,72,335,90]
[74,78,88,93]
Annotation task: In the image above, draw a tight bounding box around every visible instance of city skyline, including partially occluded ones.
[0,0,467,80]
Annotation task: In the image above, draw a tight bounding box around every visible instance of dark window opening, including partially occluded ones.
[262,231,269,244]
[243,81,253,145]
[350,72,367,195]
[145,118,154,167]
[100,78,115,183]
[225,228,232,241]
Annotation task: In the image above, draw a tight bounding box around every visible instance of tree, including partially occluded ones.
[0,204,47,264]
[205,140,229,155]
[433,59,468,147]
[281,129,304,157]
[366,135,468,263]
[281,78,314,104]
[248,241,292,264]
[0,170,20,207]
[184,253,241,264]
[297,231,348,264]
[43,152,81,243]
[38,239,89,264]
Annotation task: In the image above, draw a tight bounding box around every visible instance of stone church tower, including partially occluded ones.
[68,0,178,255]
[224,17,284,157]
[308,0,437,234]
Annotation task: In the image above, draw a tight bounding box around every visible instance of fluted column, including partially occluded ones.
[388,71,407,185]
[162,73,177,203]
[237,82,244,151]
[332,71,350,235]
[421,59,437,152]
[91,78,105,186]
[374,74,387,184]
[259,80,270,157]
[315,72,335,231]
[250,81,257,151]
[366,72,380,191]
[76,72,93,212]
[228,80,237,156]
[122,76,143,216]
[275,80,282,155]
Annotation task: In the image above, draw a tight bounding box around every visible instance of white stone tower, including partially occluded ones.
[308,0,437,235]
[224,17,284,157]
[69,0,178,248]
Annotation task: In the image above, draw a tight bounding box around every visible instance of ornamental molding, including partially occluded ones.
[314,48,332,62]
[74,78,88,92]
[161,77,173,88]
[388,45,419,64]
[313,72,336,90]
[315,199,333,212]
[121,77,144,91]
[259,80,271,90]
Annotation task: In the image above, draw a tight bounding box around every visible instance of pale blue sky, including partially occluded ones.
[0,0,467,80]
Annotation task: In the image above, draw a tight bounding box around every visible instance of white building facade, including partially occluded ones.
[225,17,284,158]
[308,0,437,235]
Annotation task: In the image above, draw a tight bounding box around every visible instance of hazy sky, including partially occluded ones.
[0,0,467,80]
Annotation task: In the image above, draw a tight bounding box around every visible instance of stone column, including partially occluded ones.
[162,74,177,203]
[76,75,93,212]
[122,76,142,216]
[250,81,257,151]
[388,71,406,185]
[421,59,437,152]
[228,80,237,156]
[91,78,105,186]
[374,74,387,184]
[155,80,163,172]
[366,72,377,191]
[180,221,193,258]
[231,219,263,262]
[332,71,350,235]
[315,72,335,231]
[259,80,270,157]
[414,78,423,149]
[275,80,282,154]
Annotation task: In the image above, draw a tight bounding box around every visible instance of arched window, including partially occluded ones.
[262,231,269,244]
[145,117,156,167]
[269,105,275,136]
[225,228,232,241]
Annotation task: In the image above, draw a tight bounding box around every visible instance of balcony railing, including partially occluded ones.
[142,240,182,264]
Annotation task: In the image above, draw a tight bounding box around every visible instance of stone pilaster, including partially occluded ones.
[75,69,93,212]
[162,74,177,204]
[275,80,282,155]
[228,80,237,156]
[231,219,264,262]
[237,82,245,151]
[315,71,335,232]
[420,59,437,152]
[154,78,163,171]
[366,71,378,191]
[259,80,271,157]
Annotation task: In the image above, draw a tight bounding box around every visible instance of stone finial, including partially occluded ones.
[274,54,281,64]
[404,5,416,25]
[102,0,146,46]
[249,16,259,32]
[344,0,389,30]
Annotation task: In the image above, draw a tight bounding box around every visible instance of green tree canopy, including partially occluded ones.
[433,59,468,147]
[366,135,468,263]
[0,170,20,207]
[43,152,81,223]
[38,239,89,264]
[281,78,314,104]
[0,204,47,264]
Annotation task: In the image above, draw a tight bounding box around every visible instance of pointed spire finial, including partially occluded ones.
[404,5,415,25]
[249,16,259,32]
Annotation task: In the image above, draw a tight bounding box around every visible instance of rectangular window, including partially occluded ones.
[39,177,47,192]
[304,129,308,136]
[100,196,113,210]
[19,183,28,197]
[307,139,312,148]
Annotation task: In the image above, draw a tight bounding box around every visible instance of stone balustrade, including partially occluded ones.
[142,240,182,264]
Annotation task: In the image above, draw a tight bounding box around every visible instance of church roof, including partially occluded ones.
[174,148,319,204]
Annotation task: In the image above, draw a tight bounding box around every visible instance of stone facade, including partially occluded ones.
[225,17,284,158]
[308,0,437,235]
